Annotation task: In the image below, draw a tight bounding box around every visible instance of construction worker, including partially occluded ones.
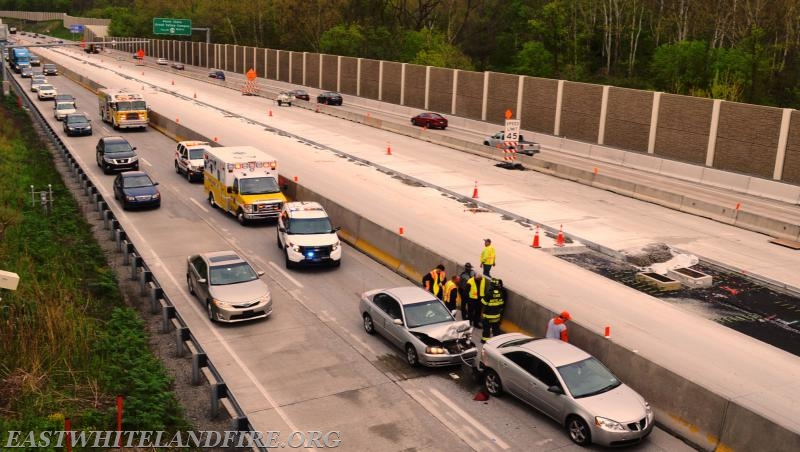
[545,311,572,342]
[466,273,486,328]
[442,275,461,311]
[422,264,446,300]
[481,278,506,342]
[480,239,496,277]
[458,263,476,320]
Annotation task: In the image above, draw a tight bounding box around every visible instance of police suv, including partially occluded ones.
[277,202,342,268]
[174,140,210,182]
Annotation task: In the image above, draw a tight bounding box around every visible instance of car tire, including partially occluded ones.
[276,231,283,249]
[277,100,282,106]
[187,274,195,295]
[363,314,375,335]
[284,250,294,269]
[484,369,503,396]
[566,416,591,447]
[288,102,292,107]
[208,193,217,209]
[206,301,216,322]
[405,344,420,367]
[237,209,248,226]
[332,259,341,268]
[175,161,181,174]
[187,170,193,183]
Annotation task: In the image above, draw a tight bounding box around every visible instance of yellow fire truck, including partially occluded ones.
[98,89,148,129]
[203,146,287,225]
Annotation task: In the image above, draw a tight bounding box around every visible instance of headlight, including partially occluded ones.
[645,402,653,417]
[152,192,161,199]
[242,204,253,213]
[425,346,447,355]
[595,416,626,432]
[104,156,114,162]
[125,195,136,201]
[212,299,232,309]
[332,240,340,251]
[130,156,139,162]
[291,244,300,252]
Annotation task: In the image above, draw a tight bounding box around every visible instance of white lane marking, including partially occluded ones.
[267,260,303,288]
[140,157,151,167]
[189,197,209,213]
[405,388,489,450]
[429,387,510,450]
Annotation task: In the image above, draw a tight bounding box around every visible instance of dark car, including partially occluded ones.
[29,55,41,66]
[171,62,185,70]
[53,93,76,107]
[42,63,58,75]
[317,91,342,105]
[208,69,225,80]
[96,136,139,174]
[113,171,161,210]
[411,112,448,130]
[288,89,310,101]
[20,66,33,78]
[63,113,92,136]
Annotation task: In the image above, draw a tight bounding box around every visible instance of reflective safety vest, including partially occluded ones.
[442,280,459,304]
[424,270,443,297]
[481,288,505,322]
[480,245,496,266]
[467,277,486,300]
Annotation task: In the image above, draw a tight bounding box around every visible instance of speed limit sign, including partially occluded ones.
[504,119,521,145]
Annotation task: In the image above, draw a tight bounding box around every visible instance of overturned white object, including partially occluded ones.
[648,251,699,276]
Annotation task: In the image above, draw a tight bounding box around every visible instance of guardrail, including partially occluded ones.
[5,66,266,451]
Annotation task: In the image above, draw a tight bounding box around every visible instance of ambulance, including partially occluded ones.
[203,146,286,225]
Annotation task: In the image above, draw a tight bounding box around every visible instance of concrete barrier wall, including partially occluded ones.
[139,110,800,452]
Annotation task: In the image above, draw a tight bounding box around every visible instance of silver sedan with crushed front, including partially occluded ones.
[359,286,474,367]
[480,333,654,447]
[186,250,272,323]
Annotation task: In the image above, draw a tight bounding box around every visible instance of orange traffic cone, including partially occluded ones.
[193,92,197,99]
[473,390,489,401]
[472,181,479,199]
[268,109,273,117]
[386,143,392,155]
[556,225,565,247]
[171,79,175,85]
[531,226,541,248]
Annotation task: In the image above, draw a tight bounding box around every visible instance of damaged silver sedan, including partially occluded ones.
[359,286,474,367]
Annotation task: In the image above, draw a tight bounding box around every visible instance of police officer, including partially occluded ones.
[466,273,486,328]
[481,278,506,343]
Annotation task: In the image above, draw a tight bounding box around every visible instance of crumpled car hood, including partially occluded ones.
[409,320,471,341]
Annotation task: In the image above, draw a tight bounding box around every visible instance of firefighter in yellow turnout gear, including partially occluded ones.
[481,278,506,343]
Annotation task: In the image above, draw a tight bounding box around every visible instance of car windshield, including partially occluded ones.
[56,103,74,110]
[188,148,205,160]
[239,177,280,195]
[404,299,453,328]
[295,90,308,95]
[116,101,146,111]
[122,175,154,188]
[287,217,333,234]
[39,85,53,90]
[105,142,132,153]
[209,262,258,285]
[67,115,88,124]
[557,357,621,398]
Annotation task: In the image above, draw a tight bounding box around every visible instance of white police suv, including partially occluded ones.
[277,202,342,269]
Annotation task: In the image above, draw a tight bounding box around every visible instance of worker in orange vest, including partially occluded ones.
[545,311,572,342]
[422,264,446,300]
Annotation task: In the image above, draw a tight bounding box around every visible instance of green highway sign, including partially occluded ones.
[153,18,192,36]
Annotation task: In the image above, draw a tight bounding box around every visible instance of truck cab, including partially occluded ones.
[277,202,342,268]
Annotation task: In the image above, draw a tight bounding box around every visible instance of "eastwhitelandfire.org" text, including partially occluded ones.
[2,430,342,448]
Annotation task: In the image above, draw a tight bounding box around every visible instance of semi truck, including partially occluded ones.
[97,89,148,129]
[10,47,31,73]
[203,146,286,225]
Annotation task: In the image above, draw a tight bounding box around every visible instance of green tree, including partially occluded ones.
[320,24,365,57]
[649,40,710,94]
[513,40,554,77]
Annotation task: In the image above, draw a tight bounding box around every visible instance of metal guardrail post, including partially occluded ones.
[91,192,99,207]
[79,173,87,190]
[114,229,125,252]
[191,352,207,385]
[161,305,175,333]
[109,220,118,237]
[139,270,151,296]
[231,417,249,448]
[130,255,141,281]
[149,287,162,314]
[210,382,228,418]
[122,242,133,266]
[176,327,189,357]
[97,201,107,219]
[84,183,93,197]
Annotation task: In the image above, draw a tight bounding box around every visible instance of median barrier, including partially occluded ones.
[700,167,753,192]
[622,150,664,173]
[588,144,626,165]
[745,177,800,204]
[633,184,685,210]
[719,401,800,452]
[658,159,705,183]
[734,209,800,241]
[679,197,738,225]
[592,172,638,197]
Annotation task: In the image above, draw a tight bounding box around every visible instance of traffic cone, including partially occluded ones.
[472,181,479,199]
[171,80,174,85]
[193,92,197,99]
[213,136,218,142]
[269,109,273,117]
[556,225,565,247]
[386,143,392,155]
[315,105,320,113]
[473,390,489,401]
[531,226,541,248]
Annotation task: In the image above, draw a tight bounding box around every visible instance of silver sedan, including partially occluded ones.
[186,250,272,323]
[359,286,474,367]
[480,333,654,447]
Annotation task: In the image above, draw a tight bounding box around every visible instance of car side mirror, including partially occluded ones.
[333,226,341,232]
[131,147,137,151]
[225,187,233,194]
[393,318,404,325]
[197,278,207,284]
[97,149,104,155]
[153,182,159,186]
[256,270,265,277]
[278,226,286,233]
[547,386,564,395]
[451,309,457,317]
[282,184,289,191]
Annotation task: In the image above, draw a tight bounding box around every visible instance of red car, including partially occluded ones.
[411,112,448,130]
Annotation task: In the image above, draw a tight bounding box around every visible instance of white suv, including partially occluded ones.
[277,202,342,269]
[174,140,210,182]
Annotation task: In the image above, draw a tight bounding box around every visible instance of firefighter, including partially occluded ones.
[458,263,476,320]
[422,264,446,300]
[442,275,460,311]
[481,278,506,343]
[466,273,486,328]
[545,311,572,342]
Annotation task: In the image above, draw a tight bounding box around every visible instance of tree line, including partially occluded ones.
[5,0,800,108]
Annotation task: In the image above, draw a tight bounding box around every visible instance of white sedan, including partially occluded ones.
[156,57,168,65]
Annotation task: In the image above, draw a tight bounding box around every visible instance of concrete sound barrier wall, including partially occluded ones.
[142,112,800,452]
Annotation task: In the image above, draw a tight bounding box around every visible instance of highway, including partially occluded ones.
[10,36,799,450]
